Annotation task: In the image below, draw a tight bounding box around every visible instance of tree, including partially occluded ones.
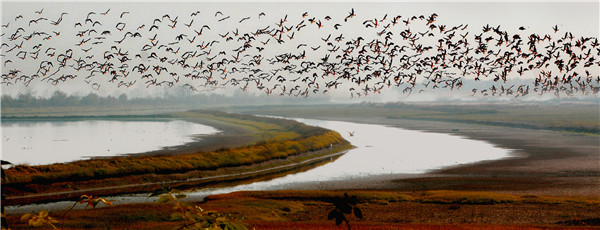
[118,94,128,104]
[81,93,100,106]
[48,91,68,107]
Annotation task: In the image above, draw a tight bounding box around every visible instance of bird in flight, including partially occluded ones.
[0,6,596,100]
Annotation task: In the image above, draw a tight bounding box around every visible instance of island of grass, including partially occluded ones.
[2,110,353,205]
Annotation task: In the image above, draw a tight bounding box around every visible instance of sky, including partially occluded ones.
[1,1,598,101]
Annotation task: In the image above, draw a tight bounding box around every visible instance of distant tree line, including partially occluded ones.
[3,92,151,108]
[1,91,332,108]
[2,92,127,108]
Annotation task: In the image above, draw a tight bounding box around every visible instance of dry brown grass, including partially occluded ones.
[6,190,599,229]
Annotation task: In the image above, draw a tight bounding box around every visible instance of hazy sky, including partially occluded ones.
[1,1,598,100]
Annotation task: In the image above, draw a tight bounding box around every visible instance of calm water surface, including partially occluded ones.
[1,119,220,165]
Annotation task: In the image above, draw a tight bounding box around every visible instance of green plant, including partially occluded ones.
[327,193,363,230]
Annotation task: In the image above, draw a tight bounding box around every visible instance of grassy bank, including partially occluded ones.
[3,110,351,199]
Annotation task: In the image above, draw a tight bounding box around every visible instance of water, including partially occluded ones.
[5,117,512,213]
[1,119,220,165]
[183,118,510,197]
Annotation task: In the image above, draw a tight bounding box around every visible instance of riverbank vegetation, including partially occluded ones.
[3,111,351,200]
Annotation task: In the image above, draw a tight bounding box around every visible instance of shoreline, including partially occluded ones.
[263,115,599,197]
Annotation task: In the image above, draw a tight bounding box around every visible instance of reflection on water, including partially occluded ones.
[184,118,510,197]
[2,119,219,165]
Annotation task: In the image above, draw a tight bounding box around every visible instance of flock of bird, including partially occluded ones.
[1,7,599,98]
